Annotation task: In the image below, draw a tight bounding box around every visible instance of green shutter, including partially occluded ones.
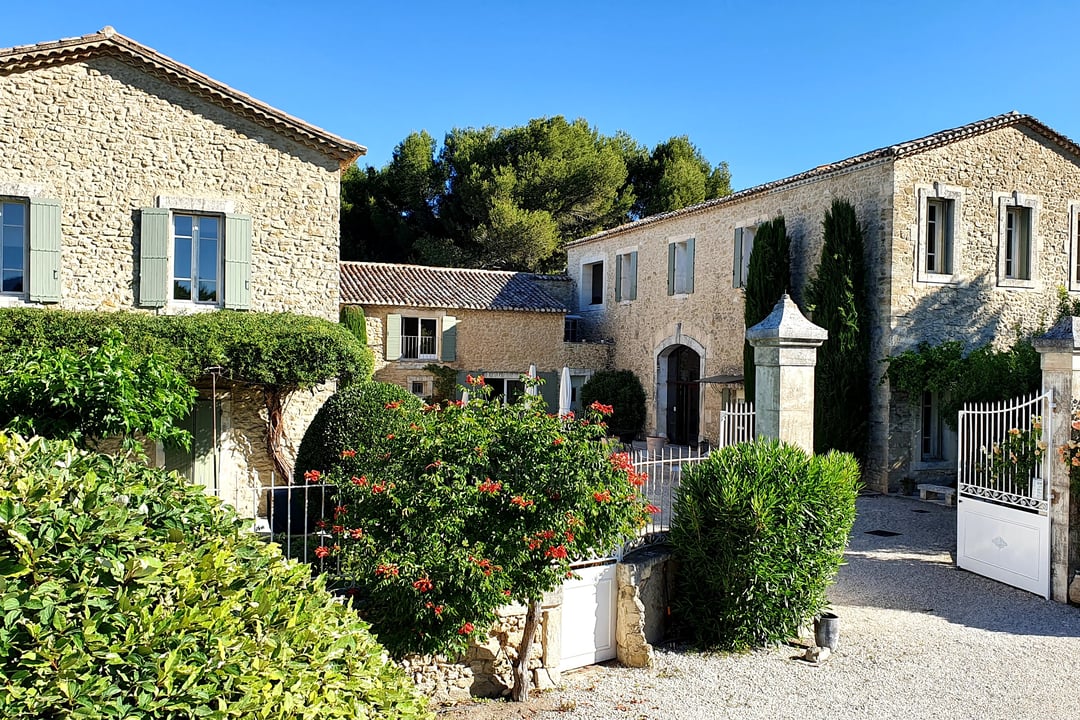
[28,198,61,303]
[441,315,458,361]
[628,251,638,300]
[685,237,695,294]
[386,314,402,361]
[667,243,676,296]
[139,208,170,308]
[224,214,252,310]
[733,228,743,288]
[614,254,623,301]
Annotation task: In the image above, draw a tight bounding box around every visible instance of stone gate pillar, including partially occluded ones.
[746,294,827,454]
[1033,317,1080,604]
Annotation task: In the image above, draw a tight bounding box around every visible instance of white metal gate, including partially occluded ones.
[717,400,755,448]
[956,390,1051,598]
[559,558,618,670]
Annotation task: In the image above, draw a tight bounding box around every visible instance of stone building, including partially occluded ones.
[340,261,613,410]
[0,28,364,511]
[566,112,1080,492]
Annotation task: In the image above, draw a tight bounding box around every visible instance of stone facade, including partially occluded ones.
[0,31,362,508]
[566,114,1080,492]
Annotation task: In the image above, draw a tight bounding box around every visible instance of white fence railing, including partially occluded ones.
[718,400,755,448]
[628,444,709,535]
[957,389,1052,513]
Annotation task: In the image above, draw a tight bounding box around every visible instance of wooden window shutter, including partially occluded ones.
[733,228,743,288]
[385,314,402,361]
[614,254,623,301]
[628,251,638,300]
[28,198,61,303]
[685,237,695,294]
[139,208,170,307]
[441,315,458,361]
[667,243,676,296]
[224,214,252,310]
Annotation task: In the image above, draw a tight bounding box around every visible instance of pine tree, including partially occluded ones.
[742,217,791,403]
[805,199,869,458]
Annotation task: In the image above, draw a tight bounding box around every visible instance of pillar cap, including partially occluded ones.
[1033,316,1080,351]
[746,294,828,347]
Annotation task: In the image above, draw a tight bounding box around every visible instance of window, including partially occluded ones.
[920,391,943,461]
[733,226,756,288]
[916,184,962,282]
[1,200,27,294]
[581,261,604,306]
[173,214,221,303]
[408,377,433,399]
[668,237,695,295]
[486,377,525,404]
[564,315,582,342]
[401,317,438,360]
[615,250,638,302]
[1069,202,1080,292]
[996,192,1039,288]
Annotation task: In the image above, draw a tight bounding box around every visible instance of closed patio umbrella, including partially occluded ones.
[558,366,572,415]
[526,364,539,396]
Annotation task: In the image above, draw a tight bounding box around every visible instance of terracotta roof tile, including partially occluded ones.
[570,112,1080,246]
[340,262,570,313]
[0,27,365,166]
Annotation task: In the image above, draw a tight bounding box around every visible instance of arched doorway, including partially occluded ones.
[664,345,701,446]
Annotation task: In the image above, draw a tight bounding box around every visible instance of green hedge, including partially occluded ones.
[580,369,646,439]
[0,307,374,388]
[670,439,860,650]
[293,381,422,483]
[0,432,430,719]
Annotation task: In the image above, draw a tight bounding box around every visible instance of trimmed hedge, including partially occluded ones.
[670,439,859,650]
[293,381,422,483]
[0,432,430,719]
[580,370,646,440]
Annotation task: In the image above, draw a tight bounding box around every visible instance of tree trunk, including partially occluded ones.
[263,386,294,483]
[511,599,544,702]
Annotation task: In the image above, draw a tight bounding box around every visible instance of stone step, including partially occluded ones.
[917,483,956,506]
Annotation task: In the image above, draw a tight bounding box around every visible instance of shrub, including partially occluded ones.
[580,369,646,440]
[0,432,430,719]
[670,439,859,650]
[340,304,369,346]
[294,381,422,483]
[319,380,652,700]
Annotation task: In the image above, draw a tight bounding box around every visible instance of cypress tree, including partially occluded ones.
[743,217,791,403]
[805,199,869,458]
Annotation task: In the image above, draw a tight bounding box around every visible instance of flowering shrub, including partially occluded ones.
[1057,410,1080,494]
[980,417,1046,493]
[315,378,652,665]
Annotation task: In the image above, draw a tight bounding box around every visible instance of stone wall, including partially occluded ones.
[0,57,342,320]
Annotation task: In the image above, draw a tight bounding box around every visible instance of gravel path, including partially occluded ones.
[536,494,1080,720]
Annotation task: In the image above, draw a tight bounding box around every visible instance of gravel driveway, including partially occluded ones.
[535,494,1080,720]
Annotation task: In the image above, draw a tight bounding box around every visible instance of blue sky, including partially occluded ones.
[5,1,1080,190]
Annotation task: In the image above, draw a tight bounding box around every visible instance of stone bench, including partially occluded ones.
[917,483,956,506]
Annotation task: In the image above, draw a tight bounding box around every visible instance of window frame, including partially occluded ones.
[668,236,695,296]
[995,191,1040,289]
[171,212,224,306]
[1069,200,1080,293]
[733,224,757,288]
[579,255,605,309]
[614,247,638,303]
[915,183,963,284]
[400,316,439,361]
[0,197,29,298]
[914,390,957,467]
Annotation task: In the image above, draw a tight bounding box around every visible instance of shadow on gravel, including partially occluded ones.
[831,496,1080,638]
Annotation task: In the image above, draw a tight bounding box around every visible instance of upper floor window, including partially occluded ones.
[615,250,637,302]
[996,192,1039,288]
[581,260,604,306]
[401,316,438,360]
[732,226,756,288]
[668,237,695,295]
[173,214,221,303]
[1,200,27,294]
[915,184,962,283]
[1069,202,1080,293]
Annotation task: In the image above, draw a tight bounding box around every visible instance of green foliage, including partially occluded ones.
[0,329,196,450]
[743,217,791,402]
[320,381,652,659]
[1058,410,1080,495]
[0,432,430,719]
[0,307,373,389]
[340,305,369,347]
[670,439,860,651]
[424,363,459,402]
[293,381,422,484]
[980,419,1045,493]
[580,370,647,439]
[341,118,732,271]
[883,338,1040,429]
[805,199,870,458]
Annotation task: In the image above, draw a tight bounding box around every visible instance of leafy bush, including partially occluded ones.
[0,329,196,450]
[319,380,653,699]
[0,432,429,719]
[580,369,646,440]
[340,305,369,346]
[670,439,859,650]
[294,381,422,484]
